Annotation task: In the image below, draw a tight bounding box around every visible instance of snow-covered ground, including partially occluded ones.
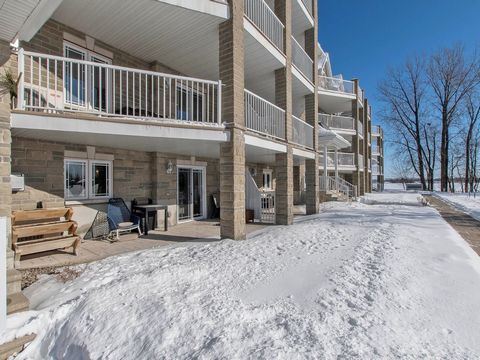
[434,192,480,221]
[3,191,480,359]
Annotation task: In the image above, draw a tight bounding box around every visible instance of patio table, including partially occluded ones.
[132,204,168,235]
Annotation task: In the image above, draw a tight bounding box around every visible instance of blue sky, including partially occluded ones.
[317,0,480,178]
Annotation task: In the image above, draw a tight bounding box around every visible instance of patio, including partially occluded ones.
[17,220,272,270]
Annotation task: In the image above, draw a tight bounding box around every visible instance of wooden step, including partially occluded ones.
[7,292,29,315]
[0,334,36,360]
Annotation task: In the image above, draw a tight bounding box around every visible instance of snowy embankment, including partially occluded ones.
[3,192,480,359]
[434,192,480,221]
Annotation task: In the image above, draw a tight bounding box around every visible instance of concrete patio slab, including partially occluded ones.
[16,220,271,270]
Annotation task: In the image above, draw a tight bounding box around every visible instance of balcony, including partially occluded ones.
[357,87,364,105]
[358,120,364,138]
[292,115,314,149]
[318,76,355,96]
[300,0,313,16]
[291,35,313,82]
[372,145,381,156]
[244,0,285,52]
[372,165,383,175]
[17,50,222,125]
[244,89,285,140]
[326,152,355,169]
[358,154,364,170]
[372,125,382,137]
[318,114,355,134]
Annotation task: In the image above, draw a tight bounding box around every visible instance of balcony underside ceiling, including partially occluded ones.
[11,113,228,158]
[0,0,63,42]
[245,134,286,165]
[318,91,356,114]
[292,0,314,38]
[52,0,228,81]
[292,72,314,117]
[244,26,286,104]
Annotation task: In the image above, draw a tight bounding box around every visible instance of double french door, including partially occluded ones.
[177,167,206,222]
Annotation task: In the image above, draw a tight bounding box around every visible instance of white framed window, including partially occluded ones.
[64,159,112,200]
[63,41,112,112]
[262,169,273,190]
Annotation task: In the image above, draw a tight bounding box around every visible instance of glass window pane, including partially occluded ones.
[64,46,86,106]
[91,162,110,197]
[65,160,87,199]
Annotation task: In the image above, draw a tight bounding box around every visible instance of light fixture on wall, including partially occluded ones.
[166,160,174,174]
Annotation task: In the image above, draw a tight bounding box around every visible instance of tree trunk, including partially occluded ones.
[440,109,449,192]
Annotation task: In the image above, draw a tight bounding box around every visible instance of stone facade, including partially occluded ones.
[11,137,220,234]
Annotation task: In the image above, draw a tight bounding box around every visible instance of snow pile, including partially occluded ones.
[434,192,480,221]
[361,191,424,206]
[3,193,480,359]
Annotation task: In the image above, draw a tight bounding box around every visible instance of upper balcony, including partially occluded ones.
[13,49,229,158]
[48,0,229,82]
[292,115,314,150]
[372,125,383,137]
[318,114,355,135]
[244,89,285,141]
[17,50,222,126]
[318,76,356,113]
[291,35,314,91]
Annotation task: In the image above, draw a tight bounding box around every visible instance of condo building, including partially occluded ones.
[0,0,383,279]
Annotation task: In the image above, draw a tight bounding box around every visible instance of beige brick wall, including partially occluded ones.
[11,137,220,234]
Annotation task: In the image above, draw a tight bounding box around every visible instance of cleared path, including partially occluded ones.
[425,195,480,256]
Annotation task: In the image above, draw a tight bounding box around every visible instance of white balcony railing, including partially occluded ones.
[358,120,363,136]
[318,76,355,95]
[292,115,314,149]
[320,175,357,199]
[300,0,313,16]
[358,154,364,169]
[318,114,355,132]
[372,145,381,155]
[244,89,285,140]
[244,0,284,52]
[17,49,222,124]
[372,125,382,136]
[291,36,313,81]
[327,152,355,167]
[357,87,364,104]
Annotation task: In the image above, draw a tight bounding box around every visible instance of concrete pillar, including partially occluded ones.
[218,0,246,239]
[304,0,319,214]
[274,0,294,225]
[334,148,339,190]
[351,88,363,196]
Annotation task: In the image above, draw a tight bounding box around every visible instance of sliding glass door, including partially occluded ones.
[177,167,206,221]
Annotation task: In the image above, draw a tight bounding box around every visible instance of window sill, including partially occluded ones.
[65,198,110,206]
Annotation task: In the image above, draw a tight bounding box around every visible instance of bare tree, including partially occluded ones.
[426,45,480,192]
[379,56,430,189]
[464,92,480,192]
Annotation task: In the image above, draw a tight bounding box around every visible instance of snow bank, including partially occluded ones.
[361,191,424,206]
[434,192,480,221]
[3,196,480,359]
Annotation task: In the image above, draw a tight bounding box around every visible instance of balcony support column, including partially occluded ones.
[334,148,339,191]
[218,0,246,240]
[351,91,364,196]
[273,0,294,225]
[305,92,319,214]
